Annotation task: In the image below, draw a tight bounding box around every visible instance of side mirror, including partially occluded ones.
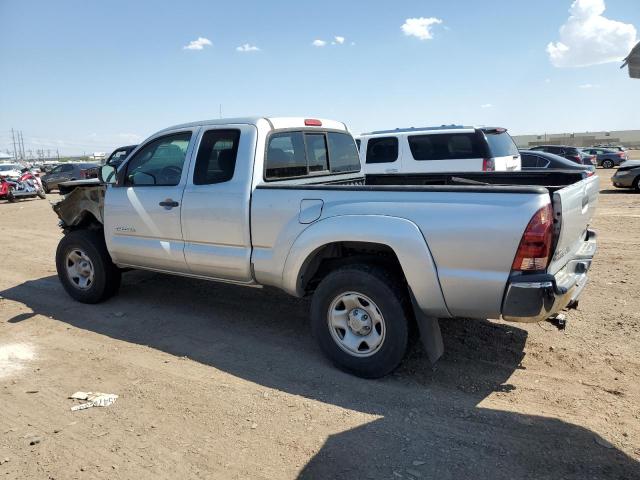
[99,164,117,184]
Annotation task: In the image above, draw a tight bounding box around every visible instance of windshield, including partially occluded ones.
[0,164,20,171]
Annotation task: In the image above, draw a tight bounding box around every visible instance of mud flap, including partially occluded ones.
[410,294,444,364]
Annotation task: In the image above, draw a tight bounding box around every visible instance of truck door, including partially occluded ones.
[180,124,257,282]
[103,129,197,273]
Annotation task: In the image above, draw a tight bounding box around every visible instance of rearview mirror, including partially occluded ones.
[99,164,117,184]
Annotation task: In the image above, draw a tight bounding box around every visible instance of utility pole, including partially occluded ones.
[56,149,60,161]
[219,104,222,119]
[11,129,17,160]
[19,131,25,160]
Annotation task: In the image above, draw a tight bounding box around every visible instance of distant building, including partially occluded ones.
[512,129,640,149]
[0,152,14,161]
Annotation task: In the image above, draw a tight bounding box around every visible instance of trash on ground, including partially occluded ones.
[69,391,118,411]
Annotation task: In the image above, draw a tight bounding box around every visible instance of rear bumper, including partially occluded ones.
[501,229,597,323]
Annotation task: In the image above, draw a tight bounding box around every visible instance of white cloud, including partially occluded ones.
[334,36,345,44]
[312,39,327,47]
[480,103,493,108]
[401,17,443,40]
[183,37,212,50]
[547,0,637,67]
[236,43,260,52]
[578,83,599,88]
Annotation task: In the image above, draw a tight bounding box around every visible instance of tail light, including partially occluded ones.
[304,119,322,126]
[511,204,554,272]
[618,152,625,158]
[482,158,495,171]
[586,170,595,177]
[80,169,87,179]
[571,155,581,163]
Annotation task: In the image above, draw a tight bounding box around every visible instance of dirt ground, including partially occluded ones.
[1,167,639,479]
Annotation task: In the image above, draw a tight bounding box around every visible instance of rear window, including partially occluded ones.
[327,132,361,173]
[366,137,398,164]
[265,131,360,180]
[485,131,519,157]
[408,133,484,160]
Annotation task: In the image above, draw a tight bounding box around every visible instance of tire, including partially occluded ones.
[633,177,640,192]
[37,189,46,199]
[42,183,50,194]
[56,229,121,303]
[602,159,614,169]
[310,264,410,378]
[7,187,16,203]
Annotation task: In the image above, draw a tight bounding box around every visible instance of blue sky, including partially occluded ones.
[0,0,638,155]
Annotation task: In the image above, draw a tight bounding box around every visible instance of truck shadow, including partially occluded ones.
[2,272,638,479]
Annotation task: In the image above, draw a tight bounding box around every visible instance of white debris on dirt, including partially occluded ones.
[0,343,35,379]
[69,391,118,411]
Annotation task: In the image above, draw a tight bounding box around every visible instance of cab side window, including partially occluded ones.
[193,129,240,185]
[125,132,192,186]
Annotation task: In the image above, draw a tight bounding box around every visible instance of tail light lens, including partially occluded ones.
[80,169,87,179]
[512,204,554,272]
[482,158,495,171]
[571,155,581,163]
[304,119,322,126]
[618,152,625,158]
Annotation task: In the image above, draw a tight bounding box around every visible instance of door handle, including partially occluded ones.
[159,198,179,209]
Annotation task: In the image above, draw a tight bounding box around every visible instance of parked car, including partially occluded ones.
[357,125,521,174]
[41,162,99,193]
[529,145,595,166]
[520,150,595,174]
[611,161,640,191]
[52,116,598,378]
[0,163,23,180]
[594,144,627,154]
[582,147,628,168]
[84,145,138,179]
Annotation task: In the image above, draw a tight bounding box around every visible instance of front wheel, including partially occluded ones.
[56,229,121,303]
[602,159,614,169]
[310,264,410,378]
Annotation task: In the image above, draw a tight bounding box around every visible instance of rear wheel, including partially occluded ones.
[633,177,640,192]
[310,264,410,378]
[7,187,16,203]
[56,229,121,303]
[602,159,614,169]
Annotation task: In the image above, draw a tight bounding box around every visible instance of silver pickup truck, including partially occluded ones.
[53,117,599,378]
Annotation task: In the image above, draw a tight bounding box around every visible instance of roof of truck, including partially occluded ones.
[158,117,348,134]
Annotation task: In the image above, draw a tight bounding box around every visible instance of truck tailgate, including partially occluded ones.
[548,174,599,274]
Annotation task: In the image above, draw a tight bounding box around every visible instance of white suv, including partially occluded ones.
[356,125,521,174]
